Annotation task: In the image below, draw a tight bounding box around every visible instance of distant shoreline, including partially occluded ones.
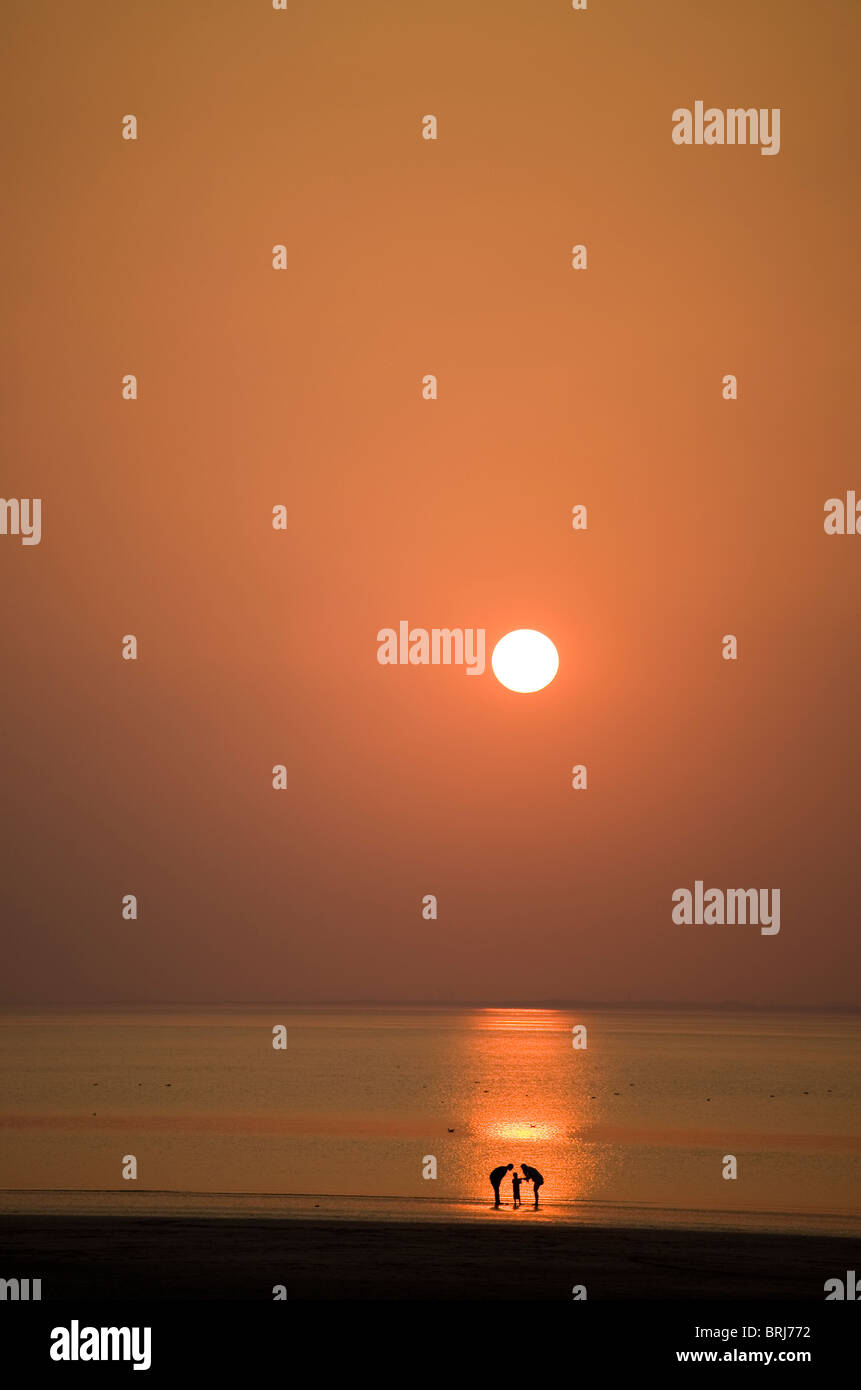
[2,1001,859,1011]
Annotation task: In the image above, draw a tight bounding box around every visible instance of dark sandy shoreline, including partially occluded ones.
[1,1215,855,1300]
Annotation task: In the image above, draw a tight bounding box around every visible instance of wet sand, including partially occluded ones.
[1,1215,854,1300]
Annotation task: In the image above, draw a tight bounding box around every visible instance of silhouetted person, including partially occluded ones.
[511,1171,523,1209]
[521,1162,544,1207]
[490,1163,513,1207]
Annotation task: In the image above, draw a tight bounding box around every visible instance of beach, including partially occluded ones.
[2,1211,855,1300]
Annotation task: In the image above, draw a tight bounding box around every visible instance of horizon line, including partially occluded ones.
[1,999,858,1012]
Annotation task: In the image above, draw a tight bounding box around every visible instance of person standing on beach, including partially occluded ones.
[489,1163,513,1207]
[520,1163,544,1208]
[511,1170,523,1209]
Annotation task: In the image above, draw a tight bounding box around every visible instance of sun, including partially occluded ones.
[491,629,559,693]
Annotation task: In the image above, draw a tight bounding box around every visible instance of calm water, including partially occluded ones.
[0,1006,858,1234]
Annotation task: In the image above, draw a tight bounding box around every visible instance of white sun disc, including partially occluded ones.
[491,629,559,693]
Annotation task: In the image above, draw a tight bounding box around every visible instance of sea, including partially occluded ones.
[0,1005,857,1235]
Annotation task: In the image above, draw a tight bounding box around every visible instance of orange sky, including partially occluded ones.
[2,1,859,1004]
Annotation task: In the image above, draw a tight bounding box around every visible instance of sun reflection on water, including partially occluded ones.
[455,1008,602,1205]
[471,1009,564,1033]
[485,1120,562,1144]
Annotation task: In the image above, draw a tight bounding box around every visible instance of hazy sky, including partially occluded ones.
[2,1,859,1005]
